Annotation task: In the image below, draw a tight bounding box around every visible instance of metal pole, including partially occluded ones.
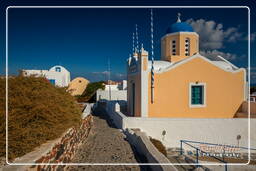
[150,9,155,104]
[180,140,183,155]
[223,146,225,162]
[135,24,139,52]
[108,58,111,101]
[196,149,199,167]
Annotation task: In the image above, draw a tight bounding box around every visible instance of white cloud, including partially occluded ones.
[200,50,240,61]
[187,19,245,50]
[92,71,109,75]
[86,71,126,82]
[249,32,256,41]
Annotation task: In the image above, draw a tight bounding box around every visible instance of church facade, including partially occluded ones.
[127,16,246,118]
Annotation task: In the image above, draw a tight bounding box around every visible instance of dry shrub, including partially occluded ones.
[150,137,167,157]
[0,76,81,160]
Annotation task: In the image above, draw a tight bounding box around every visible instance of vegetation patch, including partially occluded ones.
[0,76,81,160]
[150,137,167,157]
[76,81,105,102]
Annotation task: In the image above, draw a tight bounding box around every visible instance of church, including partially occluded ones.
[21,65,70,87]
[127,14,246,118]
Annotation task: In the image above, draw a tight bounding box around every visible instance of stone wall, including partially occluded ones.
[29,115,93,170]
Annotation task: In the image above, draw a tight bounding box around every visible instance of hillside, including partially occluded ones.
[0,76,81,160]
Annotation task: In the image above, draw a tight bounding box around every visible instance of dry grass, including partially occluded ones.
[150,137,167,157]
[0,76,81,160]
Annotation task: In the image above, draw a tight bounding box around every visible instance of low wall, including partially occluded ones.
[105,101,256,151]
[34,115,93,170]
[81,103,94,119]
[5,115,93,171]
[96,90,127,101]
[124,117,256,150]
[125,129,177,171]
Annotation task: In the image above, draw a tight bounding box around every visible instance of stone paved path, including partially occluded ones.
[67,106,148,171]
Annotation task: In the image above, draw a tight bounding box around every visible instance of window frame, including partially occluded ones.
[55,67,61,72]
[171,39,176,56]
[189,82,206,108]
[185,38,190,56]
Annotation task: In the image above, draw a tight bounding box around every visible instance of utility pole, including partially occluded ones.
[108,57,111,101]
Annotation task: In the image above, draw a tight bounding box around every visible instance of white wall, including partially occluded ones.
[123,117,255,150]
[105,101,256,151]
[96,90,127,101]
[105,85,119,91]
[22,65,70,87]
[122,80,127,90]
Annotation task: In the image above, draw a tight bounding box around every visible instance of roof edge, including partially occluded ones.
[155,53,245,74]
[161,32,199,40]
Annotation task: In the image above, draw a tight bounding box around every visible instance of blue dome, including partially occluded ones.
[166,22,194,34]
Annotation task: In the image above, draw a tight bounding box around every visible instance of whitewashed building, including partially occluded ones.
[96,80,127,101]
[21,65,70,87]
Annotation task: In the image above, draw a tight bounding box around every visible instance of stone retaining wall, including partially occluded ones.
[29,115,93,170]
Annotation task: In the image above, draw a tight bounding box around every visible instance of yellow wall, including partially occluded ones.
[161,33,199,62]
[68,77,89,96]
[148,57,245,118]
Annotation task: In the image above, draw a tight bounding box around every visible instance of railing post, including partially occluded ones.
[223,147,225,162]
[180,140,183,155]
[225,163,227,171]
[196,148,199,167]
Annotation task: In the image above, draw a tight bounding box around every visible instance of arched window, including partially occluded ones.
[55,67,61,72]
[171,40,176,55]
[185,38,190,56]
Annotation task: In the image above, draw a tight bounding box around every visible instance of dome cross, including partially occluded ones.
[177,13,181,23]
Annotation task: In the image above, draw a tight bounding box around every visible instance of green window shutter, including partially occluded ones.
[191,85,203,105]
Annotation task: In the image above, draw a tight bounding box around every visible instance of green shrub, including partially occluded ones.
[150,137,167,157]
[0,76,81,160]
[77,81,105,102]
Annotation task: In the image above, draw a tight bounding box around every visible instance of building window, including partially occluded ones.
[171,40,176,55]
[189,83,206,107]
[185,38,190,56]
[55,67,61,72]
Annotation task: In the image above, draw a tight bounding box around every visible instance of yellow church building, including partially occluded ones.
[127,15,246,118]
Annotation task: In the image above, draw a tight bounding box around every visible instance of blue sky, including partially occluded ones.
[0,1,255,83]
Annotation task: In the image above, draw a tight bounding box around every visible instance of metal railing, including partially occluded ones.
[180,140,256,171]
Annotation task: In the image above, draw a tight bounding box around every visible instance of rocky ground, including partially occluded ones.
[0,157,7,170]
[67,106,149,171]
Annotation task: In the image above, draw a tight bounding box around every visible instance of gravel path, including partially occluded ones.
[67,106,147,171]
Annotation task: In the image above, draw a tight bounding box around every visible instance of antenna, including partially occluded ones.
[108,57,111,101]
[150,9,155,103]
[135,24,139,52]
[177,13,181,23]
[132,32,135,54]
